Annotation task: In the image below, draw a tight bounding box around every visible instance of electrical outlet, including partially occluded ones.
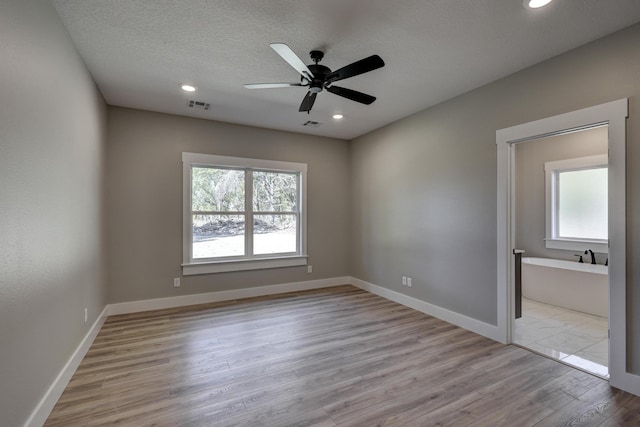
[84,308,88,323]
[402,276,407,286]
[407,277,412,287]
[173,277,181,287]
[307,265,313,273]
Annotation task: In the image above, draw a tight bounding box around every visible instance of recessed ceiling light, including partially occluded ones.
[333,114,343,120]
[181,84,197,92]
[525,0,553,8]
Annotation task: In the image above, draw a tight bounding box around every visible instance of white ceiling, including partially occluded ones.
[52,0,640,140]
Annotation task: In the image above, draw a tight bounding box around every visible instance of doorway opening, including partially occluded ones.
[512,126,609,378]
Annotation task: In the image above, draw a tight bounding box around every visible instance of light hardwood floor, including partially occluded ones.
[45,285,640,426]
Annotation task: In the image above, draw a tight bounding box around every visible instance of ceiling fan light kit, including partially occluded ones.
[244,43,385,114]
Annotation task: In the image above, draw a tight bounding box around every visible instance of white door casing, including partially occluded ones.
[496,99,640,395]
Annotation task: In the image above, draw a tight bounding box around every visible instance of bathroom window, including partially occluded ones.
[544,154,608,252]
[182,152,307,275]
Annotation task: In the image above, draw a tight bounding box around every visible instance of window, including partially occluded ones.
[182,153,307,275]
[544,154,608,252]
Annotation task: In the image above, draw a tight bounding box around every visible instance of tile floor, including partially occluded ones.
[514,298,609,378]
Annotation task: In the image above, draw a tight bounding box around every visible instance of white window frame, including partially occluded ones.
[182,152,307,275]
[544,154,608,253]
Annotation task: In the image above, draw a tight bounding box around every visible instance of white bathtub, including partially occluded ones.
[521,257,608,317]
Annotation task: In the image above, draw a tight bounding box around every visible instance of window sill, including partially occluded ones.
[182,255,308,275]
[544,238,608,253]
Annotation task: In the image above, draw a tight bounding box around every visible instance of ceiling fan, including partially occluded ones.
[244,43,385,114]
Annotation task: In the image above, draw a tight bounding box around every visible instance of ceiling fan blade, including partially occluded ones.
[270,43,314,82]
[243,83,303,89]
[326,86,376,105]
[325,55,385,84]
[299,91,317,113]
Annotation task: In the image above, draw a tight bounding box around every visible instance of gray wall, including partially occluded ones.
[515,127,608,263]
[349,23,640,371]
[106,107,350,303]
[0,0,108,425]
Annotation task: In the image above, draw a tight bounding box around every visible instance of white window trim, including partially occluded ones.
[544,154,608,253]
[182,152,307,275]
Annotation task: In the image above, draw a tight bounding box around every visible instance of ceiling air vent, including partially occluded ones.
[303,120,322,128]
[187,100,210,110]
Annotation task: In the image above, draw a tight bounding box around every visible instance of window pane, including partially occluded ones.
[192,214,245,258]
[253,172,297,212]
[558,168,608,240]
[253,214,297,255]
[192,167,244,212]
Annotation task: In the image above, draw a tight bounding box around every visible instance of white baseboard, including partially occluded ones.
[107,276,351,316]
[24,306,108,427]
[349,277,503,342]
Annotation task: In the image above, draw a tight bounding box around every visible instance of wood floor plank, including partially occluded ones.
[399,356,568,426]
[45,286,640,426]
[329,350,548,426]
[598,405,640,427]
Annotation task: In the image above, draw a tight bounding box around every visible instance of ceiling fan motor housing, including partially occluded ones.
[306,63,331,93]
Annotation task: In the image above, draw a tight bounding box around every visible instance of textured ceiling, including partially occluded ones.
[52,0,640,140]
